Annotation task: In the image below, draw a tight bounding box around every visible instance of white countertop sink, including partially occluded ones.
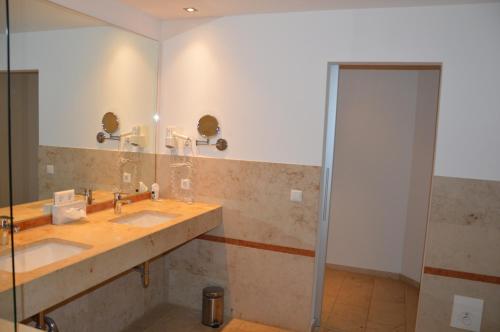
[110,210,178,228]
[0,239,89,273]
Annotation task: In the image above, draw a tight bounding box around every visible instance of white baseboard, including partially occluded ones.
[326,263,420,288]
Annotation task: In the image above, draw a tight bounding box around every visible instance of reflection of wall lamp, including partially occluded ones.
[165,127,191,149]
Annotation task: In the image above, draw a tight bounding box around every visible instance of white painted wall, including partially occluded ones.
[159,3,500,181]
[326,70,419,273]
[402,70,440,281]
[10,27,159,153]
[325,69,439,275]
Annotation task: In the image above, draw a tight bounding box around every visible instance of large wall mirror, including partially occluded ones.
[0,0,159,223]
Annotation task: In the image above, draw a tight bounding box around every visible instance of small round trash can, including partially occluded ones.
[202,286,224,328]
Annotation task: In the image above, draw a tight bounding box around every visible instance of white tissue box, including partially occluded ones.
[52,200,87,225]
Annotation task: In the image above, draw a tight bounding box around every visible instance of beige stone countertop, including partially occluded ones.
[0,199,222,320]
[0,318,39,332]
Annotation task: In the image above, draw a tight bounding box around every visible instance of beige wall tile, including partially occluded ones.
[157,155,321,251]
[417,274,500,332]
[156,155,320,331]
[418,176,500,331]
[424,176,500,275]
[165,239,315,332]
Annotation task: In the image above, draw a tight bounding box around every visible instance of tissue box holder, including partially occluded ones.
[52,200,87,225]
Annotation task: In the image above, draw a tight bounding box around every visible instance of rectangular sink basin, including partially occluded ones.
[0,239,89,273]
[110,210,178,228]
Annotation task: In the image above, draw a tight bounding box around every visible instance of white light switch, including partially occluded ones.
[46,164,54,174]
[290,189,303,202]
[450,295,483,332]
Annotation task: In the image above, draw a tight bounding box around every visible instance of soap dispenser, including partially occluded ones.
[151,183,160,200]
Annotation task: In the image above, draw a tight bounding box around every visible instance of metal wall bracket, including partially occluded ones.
[96,131,121,143]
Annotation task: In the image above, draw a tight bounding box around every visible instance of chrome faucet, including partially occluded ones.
[77,188,93,205]
[113,192,131,215]
[1,216,19,246]
[84,188,93,205]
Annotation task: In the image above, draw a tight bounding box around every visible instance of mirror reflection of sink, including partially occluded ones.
[0,239,89,273]
[110,211,178,228]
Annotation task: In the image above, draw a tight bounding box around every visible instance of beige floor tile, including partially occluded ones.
[368,301,406,327]
[365,321,406,332]
[121,304,292,332]
[321,295,336,322]
[239,320,291,332]
[372,278,405,303]
[323,269,345,297]
[320,269,418,332]
[405,286,419,307]
[343,273,374,290]
[344,271,375,284]
[335,278,373,309]
[324,303,368,331]
[323,279,343,298]
[405,286,419,332]
[225,319,245,329]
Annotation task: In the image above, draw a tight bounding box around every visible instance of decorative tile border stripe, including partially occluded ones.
[198,234,315,257]
[16,192,151,231]
[17,215,52,231]
[424,266,500,285]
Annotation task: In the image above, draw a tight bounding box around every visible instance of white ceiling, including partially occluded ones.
[120,0,500,20]
[8,0,106,33]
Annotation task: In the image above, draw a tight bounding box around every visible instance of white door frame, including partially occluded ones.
[310,63,339,327]
[310,62,442,329]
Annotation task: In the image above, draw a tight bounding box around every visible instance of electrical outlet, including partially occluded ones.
[122,172,132,183]
[450,295,483,332]
[181,178,191,190]
[46,164,54,175]
[290,189,303,202]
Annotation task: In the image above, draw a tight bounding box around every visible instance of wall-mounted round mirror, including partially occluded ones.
[102,112,119,134]
[197,115,220,138]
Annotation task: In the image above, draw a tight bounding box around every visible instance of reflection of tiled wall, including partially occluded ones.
[158,155,321,332]
[38,146,155,199]
[417,176,500,331]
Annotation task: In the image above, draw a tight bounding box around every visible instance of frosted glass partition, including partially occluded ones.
[0,0,17,329]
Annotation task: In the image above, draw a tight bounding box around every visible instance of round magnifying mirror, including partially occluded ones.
[102,112,119,134]
[197,115,220,138]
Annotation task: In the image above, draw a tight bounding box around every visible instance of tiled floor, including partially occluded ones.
[122,303,291,332]
[320,268,419,332]
[121,269,418,332]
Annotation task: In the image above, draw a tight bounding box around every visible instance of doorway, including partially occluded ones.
[312,64,441,331]
[0,71,39,206]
